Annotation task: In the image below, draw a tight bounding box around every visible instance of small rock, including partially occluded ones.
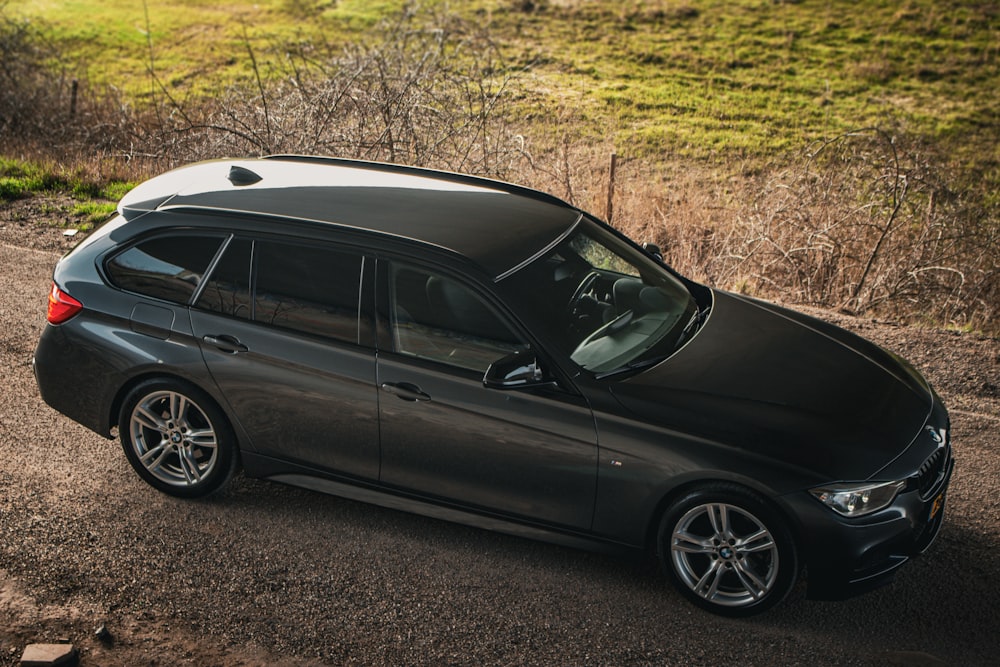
[95,624,113,644]
[19,643,78,667]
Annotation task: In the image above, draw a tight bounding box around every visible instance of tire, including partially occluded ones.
[118,378,239,498]
[657,483,798,616]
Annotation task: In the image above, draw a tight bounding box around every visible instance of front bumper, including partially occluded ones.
[782,443,954,601]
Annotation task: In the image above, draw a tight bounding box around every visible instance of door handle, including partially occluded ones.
[202,334,249,354]
[380,382,431,402]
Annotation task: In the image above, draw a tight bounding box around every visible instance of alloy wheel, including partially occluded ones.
[670,502,780,608]
[128,390,219,487]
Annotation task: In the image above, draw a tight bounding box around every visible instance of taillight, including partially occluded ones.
[47,283,83,324]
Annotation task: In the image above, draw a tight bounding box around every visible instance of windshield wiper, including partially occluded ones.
[594,303,710,380]
[594,353,673,380]
[676,303,709,347]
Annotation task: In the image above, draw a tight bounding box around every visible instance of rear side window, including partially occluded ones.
[106,235,225,304]
[255,241,362,343]
[196,238,253,319]
[196,237,363,345]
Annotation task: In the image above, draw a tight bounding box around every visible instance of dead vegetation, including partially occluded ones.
[1,3,997,333]
[618,130,999,330]
[506,126,998,332]
[137,6,524,177]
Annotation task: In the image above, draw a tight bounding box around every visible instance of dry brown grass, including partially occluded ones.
[509,129,999,332]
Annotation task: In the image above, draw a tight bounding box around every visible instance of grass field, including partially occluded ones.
[6,0,997,169]
[5,0,397,94]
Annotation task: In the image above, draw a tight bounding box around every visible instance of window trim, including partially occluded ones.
[189,233,236,306]
[185,231,375,349]
[101,230,231,306]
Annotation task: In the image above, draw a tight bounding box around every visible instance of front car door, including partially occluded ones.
[375,260,598,530]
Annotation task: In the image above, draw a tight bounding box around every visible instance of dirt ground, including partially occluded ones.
[1,198,999,665]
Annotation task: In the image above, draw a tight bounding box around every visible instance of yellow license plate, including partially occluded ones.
[929,492,945,520]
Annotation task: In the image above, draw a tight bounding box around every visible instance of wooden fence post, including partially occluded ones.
[69,79,78,121]
[605,152,618,223]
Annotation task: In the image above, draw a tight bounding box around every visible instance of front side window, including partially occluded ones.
[106,234,225,304]
[390,264,527,373]
[501,219,697,374]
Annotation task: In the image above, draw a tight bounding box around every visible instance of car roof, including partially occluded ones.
[119,155,583,279]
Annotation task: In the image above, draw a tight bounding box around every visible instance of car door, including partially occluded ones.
[376,260,598,530]
[189,236,380,480]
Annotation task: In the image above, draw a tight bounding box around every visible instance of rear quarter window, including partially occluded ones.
[105,235,225,304]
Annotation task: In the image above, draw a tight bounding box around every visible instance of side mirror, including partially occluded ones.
[642,242,663,262]
[483,349,555,390]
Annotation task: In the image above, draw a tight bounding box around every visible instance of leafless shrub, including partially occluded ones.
[0,2,153,181]
[729,129,998,327]
[513,125,998,332]
[145,5,523,177]
[618,128,999,331]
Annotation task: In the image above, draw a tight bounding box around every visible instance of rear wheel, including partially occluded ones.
[119,379,238,498]
[657,484,798,616]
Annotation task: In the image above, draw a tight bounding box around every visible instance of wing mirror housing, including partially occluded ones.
[483,350,556,390]
[642,242,664,262]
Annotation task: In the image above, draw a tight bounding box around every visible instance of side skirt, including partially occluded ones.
[242,452,637,558]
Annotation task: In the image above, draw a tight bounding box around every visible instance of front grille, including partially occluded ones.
[916,442,951,499]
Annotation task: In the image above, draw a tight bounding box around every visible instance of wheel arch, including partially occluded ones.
[108,371,244,450]
[115,373,244,497]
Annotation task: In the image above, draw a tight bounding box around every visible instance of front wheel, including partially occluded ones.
[118,379,239,498]
[657,484,798,616]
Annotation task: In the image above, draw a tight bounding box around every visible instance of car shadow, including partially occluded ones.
[205,472,995,664]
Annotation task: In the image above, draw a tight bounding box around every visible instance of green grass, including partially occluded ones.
[0,158,63,200]
[5,0,410,97]
[5,0,998,181]
[0,158,134,220]
[494,0,998,167]
[69,201,117,227]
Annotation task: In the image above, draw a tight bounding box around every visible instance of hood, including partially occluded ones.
[611,291,933,482]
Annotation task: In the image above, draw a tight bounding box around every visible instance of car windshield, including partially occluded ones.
[500,218,697,374]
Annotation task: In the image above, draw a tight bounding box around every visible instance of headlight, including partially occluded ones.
[809,481,905,517]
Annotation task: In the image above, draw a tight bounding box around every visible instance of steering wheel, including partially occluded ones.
[567,272,601,316]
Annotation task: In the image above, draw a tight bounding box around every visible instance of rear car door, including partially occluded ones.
[375,260,598,530]
[189,235,380,480]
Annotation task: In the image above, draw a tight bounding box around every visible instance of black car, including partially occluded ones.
[34,156,953,616]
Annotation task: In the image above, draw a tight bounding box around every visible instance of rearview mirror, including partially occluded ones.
[483,350,555,390]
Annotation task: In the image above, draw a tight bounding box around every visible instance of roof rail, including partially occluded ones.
[261,154,573,210]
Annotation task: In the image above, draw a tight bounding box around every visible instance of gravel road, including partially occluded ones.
[1,215,999,666]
